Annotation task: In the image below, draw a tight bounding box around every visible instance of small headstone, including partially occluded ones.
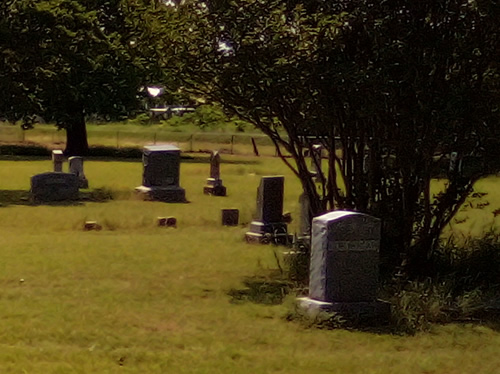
[166,216,177,227]
[157,216,177,227]
[135,145,186,202]
[30,172,79,202]
[204,151,226,196]
[297,211,390,320]
[84,221,102,231]
[245,176,289,244]
[52,150,64,172]
[68,156,89,189]
[221,209,239,226]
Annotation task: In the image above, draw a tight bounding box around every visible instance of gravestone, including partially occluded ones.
[52,150,64,172]
[135,145,186,202]
[299,192,312,237]
[298,211,389,320]
[68,156,89,188]
[203,151,226,196]
[31,172,79,202]
[245,176,289,244]
[309,144,323,180]
[221,209,239,226]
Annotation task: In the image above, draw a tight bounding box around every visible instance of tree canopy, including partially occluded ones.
[168,0,499,274]
[0,0,176,155]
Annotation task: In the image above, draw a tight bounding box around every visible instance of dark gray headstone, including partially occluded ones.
[31,172,79,202]
[68,156,89,189]
[221,209,239,226]
[309,211,380,302]
[52,150,64,172]
[136,145,186,202]
[255,176,284,223]
[142,145,180,187]
[245,176,289,244]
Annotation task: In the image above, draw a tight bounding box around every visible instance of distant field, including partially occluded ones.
[0,156,499,373]
[0,122,281,157]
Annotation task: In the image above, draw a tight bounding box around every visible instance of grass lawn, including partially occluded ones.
[0,155,499,373]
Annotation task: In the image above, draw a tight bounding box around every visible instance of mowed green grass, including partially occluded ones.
[0,156,499,373]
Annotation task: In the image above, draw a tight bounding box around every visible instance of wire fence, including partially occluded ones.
[0,125,281,157]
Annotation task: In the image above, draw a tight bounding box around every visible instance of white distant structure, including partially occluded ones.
[147,86,164,97]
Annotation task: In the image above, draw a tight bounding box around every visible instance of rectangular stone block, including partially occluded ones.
[31,172,79,202]
[221,209,239,226]
[142,145,181,187]
[255,176,284,223]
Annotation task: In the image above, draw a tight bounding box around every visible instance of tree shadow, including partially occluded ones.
[0,188,113,207]
[0,190,32,206]
[227,271,292,305]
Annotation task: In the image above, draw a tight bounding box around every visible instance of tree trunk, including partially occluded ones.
[64,106,89,157]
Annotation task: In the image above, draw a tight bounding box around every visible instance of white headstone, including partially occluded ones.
[52,150,64,172]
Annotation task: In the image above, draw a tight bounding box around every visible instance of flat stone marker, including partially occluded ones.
[245,176,289,244]
[52,150,64,172]
[204,151,226,196]
[135,144,186,202]
[31,172,79,202]
[298,211,390,320]
[221,209,239,226]
[68,156,89,189]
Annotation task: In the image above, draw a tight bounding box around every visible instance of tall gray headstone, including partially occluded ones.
[31,172,79,202]
[68,156,89,189]
[298,211,389,320]
[203,151,226,196]
[299,192,312,237]
[135,145,186,202]
[309,144,323,179]
[52,150,64,172]
[245,176,289,244]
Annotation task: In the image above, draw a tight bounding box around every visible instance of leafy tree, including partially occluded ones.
[0,0,175,155]
[170,0,499,275]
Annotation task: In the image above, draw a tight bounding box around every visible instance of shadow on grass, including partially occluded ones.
[228,271,292,305]
[0,188,113,207]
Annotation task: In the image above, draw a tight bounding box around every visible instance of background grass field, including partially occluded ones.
[0,152,499,372]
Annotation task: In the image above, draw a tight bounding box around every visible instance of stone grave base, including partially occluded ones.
[245,221,291,245]
[203,178,226,196]
[296,297,391,322]
[135,185,186,203]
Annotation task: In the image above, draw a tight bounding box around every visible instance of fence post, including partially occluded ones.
[251,137,259,156]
